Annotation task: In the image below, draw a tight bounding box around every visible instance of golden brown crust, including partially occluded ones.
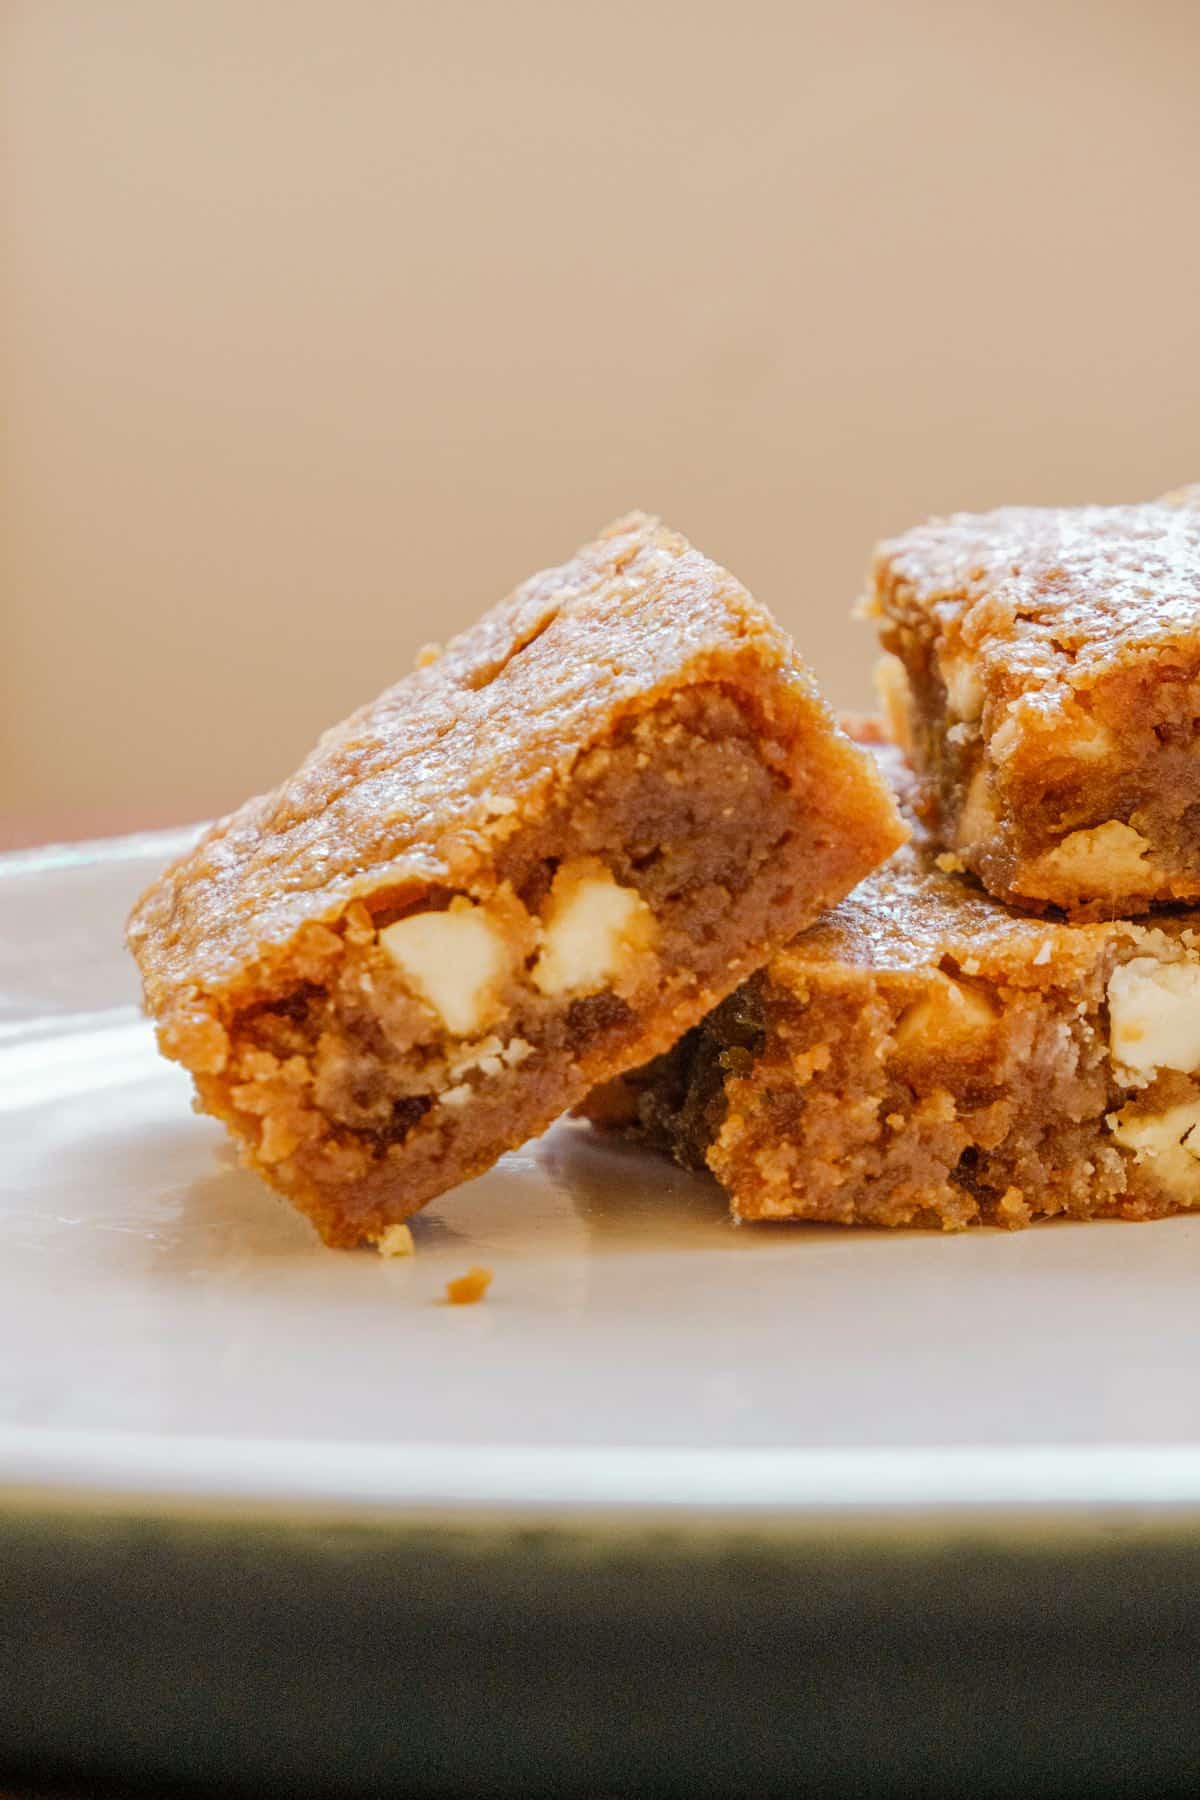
[134,513,896,1008]
[131,516,802,1006]
[869,494,1200,917]
[778,848,1155,984]
[129,513,905,1244]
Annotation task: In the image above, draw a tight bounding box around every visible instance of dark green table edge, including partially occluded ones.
[2,1497,1199,1797]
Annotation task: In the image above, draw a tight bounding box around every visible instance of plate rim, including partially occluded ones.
[5,1428,1200,1526]
[0,822,207,882]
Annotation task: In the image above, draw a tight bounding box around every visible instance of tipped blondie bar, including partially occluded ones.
[586,772,1200,1229]
[869,491,1200,918]
[128,513,904,1246]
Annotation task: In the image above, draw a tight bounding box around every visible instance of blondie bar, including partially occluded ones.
[870,493,1200,917]
[586,841,1200,1229]
[128,513,904,1245]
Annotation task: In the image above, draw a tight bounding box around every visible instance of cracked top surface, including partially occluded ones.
[775,843,1195,989]
[872,495,1200,718]
[128,511,858,1010]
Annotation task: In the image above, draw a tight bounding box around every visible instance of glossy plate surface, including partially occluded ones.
[3,829,1200,1525]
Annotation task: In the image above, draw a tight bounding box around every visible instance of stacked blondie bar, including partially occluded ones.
[129,494,1200,1241]
[593,491,1200,1228]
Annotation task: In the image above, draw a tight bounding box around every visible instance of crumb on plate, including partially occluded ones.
[446,1265,494,1305]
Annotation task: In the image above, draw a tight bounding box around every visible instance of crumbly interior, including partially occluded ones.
[182,686,882,1246]
[588,856,1200,1230]
[871,498,1200,917]
[881,640,1200,920]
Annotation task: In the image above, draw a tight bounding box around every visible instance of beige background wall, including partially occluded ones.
[4,0,1199,846]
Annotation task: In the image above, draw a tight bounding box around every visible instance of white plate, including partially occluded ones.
[4,829,1200,1527]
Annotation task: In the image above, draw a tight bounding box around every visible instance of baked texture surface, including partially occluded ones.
[128,512,904,1245]
[585,821,1200,1230]
[869,491,1200,918]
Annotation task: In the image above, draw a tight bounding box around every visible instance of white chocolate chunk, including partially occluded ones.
[1108,1099,1200,1200]
[873,654,913,752]
[376,1223,415,1258]
[1064,715,1115,760]
[1108,955,1200,1087]
[990,713,1020,760]
[956,765,996,846]
[379,900,512,1037]
[939,651,983,723]
[446,1033,504,1079]
[1029,821,1152,891]
[532,862,654,998]
[893,972,998,1053]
